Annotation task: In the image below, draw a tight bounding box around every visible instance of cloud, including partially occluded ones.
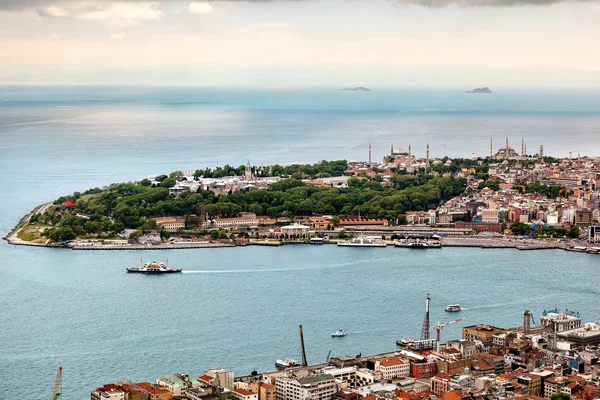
[34,1,164,22]
[48,32,64,39]
[111,32,126,39]
[188,1,214,14]
[0,0,598,13]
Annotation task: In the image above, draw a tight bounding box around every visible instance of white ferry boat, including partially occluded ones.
[394,239,441,248]
[445,304,461,312]
[337,237,386,247]
[126,259,182,274]
[331,330,346,337]
[275,358,299,369]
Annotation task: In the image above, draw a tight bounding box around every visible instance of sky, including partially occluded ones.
[1,0,600,86]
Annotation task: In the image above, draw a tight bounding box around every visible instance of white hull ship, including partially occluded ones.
[394,239,441,248]
[337,237,386,247]
[331,330,346,337]
[126,259,182,274]
[275,358,299,369]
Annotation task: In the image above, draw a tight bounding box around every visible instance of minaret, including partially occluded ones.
[522,138,525,157]
[368,143,372,164]
[524,142,527,157]
[391,143,394,155]
[472,149,475,161]
[490,137,493,158]
[426,143,430,168]
[540,145,544,158]
[505,137,509,159]
[408,144,412,174]
[245,159,251,180]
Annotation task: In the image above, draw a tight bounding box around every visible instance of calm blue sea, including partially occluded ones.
[1,86,600,399]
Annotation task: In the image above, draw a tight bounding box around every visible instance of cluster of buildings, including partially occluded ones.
[139,143,600,243]
[91,309,600,400]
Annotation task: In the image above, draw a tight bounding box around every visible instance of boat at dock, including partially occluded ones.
[331,330,346,337]
[394,239,441,248]
[445,304,461,312]
[337,236,386,247]
[275,358,299,369]
[126,258,182,274]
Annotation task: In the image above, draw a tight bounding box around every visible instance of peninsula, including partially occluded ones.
[5,147,599,253]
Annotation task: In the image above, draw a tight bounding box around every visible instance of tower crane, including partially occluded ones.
[429,317,466,344]
[51,366,62,400]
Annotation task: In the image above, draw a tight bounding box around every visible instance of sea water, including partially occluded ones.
[1,86,600,399]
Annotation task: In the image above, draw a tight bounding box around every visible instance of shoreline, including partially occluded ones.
[4,203,598,255]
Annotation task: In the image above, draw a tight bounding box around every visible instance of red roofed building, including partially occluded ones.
[379,356,410,379]
[431,373,452,397]
[338,217,389,227]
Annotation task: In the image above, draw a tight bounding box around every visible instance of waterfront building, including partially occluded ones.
[91,384,126,400]
[204,368,234,390]
[575,210,593,226]
[462,325,506,353]
[557,323,600,347]
[153,216,186,232]
[589,226,600,243]
[210,216,260,229]
[156,373,201,396]
[275,374,337,400]
[378,357,410,380]
[540,310,582,332]
[338,217,389,227]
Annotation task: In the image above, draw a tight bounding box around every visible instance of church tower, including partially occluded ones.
[245,159,252,181]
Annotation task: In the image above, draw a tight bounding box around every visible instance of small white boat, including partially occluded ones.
[445,304,461,312]
[331,330,346,337]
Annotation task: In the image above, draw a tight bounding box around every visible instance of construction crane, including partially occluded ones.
[429,317,466,344]
[51,366,62,400]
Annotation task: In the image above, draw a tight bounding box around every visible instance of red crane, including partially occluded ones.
[430,317,466,344]
[51,366,62,400]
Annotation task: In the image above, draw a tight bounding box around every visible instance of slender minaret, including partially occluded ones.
[524,142,527,157]
[368,143,372,164]
[391,143,394,155]
[408,144,412,174]
[522,138,525,157]
[472,149,475,161]
[540,145,544,158]
[505,137,509,159]
[490,137,493,158]
[426,143,430,168]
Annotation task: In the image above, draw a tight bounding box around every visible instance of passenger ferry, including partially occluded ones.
[337,236,386,247]
[331,330,346,337]
[126,259,182,274]
[445,304,462,312]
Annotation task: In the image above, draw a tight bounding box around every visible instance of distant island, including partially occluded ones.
[342,87,371,92]
[466,87,492,93]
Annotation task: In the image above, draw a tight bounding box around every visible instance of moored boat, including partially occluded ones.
[395,239,441,248]
[275,358,299,369]
[445,304,461,312]
[126,258,182,274]
[337,236,386,247]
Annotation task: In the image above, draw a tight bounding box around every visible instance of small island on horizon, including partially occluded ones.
[342,87,371,92]
[467,87,492,93]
